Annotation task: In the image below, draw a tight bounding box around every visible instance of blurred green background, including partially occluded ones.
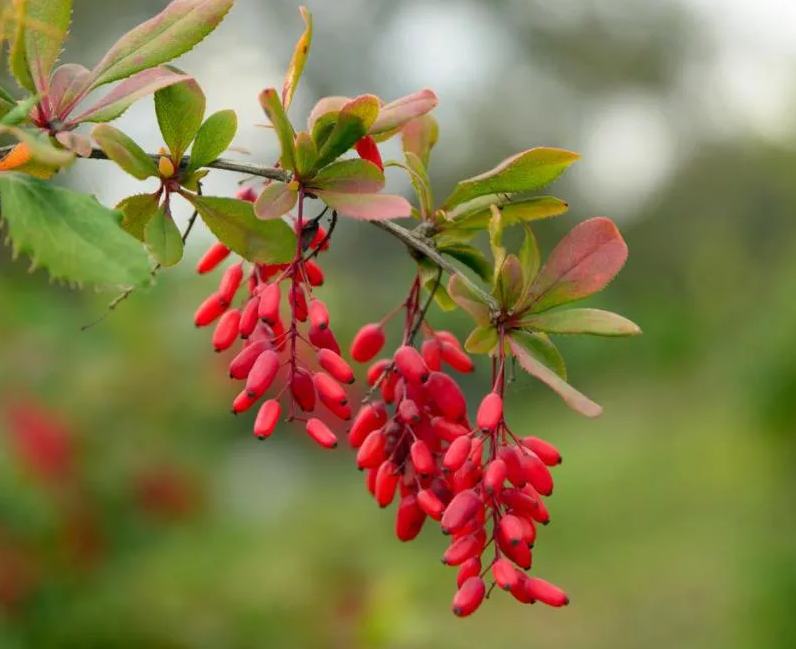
[2,0,796,647]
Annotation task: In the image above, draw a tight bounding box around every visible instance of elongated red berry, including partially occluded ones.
[457,557,481,587]
[356,430,387,469]
[398,400,421,424]
[290,369,316,411]
[218,263,243,304]
[289,287,308,322]
[439,341,474,373]
[308,325,341,355]
[196,242,230,274]
[393,345,430,384]
[239,297,260,338]
[348,403,387,448]
[321,398,352,421]
[317,349,354,385]
[374,460,399,507]
[425,372,467,421]
[212,309,241,352]
[235,186,257,202]
[305,418,338,449]
[421,339,442,371]
[452,576,485,617]
[498,446,527,487]
[395,494,426,542]
[366,359,391,386]
[232,390,257,414]
[354,135,383,171]
[442,534,482,566]
[229,340,271,379]
[524,578,569,607]
[304,259,324,286]
[492,558,519,591]
[483,459,508,496]
[431,417,469,442]
[351,323,386,363]
[194,293,227,327]
[498,514,525,547]
[443,436,472,473]
[520,450,554,496]
[313,372,347,406]
[380,370,399,404]
[520,436,562,466]
[476,392,503,431]
[417,488,446,520]
[510,573,537,604]
[308,299,329,331]
[409,440,434,477]
[253,400,281,439]
[245,350,280,398]
[441,489,482,535]
[258,283,281,325]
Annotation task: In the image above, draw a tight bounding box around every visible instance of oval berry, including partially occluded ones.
[305,418,338,449]
[253,399,281,439]
[196,242,230,274]
[350,323,386,363]
[452,576,485,617]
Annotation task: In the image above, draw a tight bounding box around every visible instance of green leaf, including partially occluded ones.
[253,182,298,220]
[310,111,338,152]
[438,243,492,282]
[116,193,160,241]
[184,194,296,264]
[488,205,506,285]
[0,84,15,116]
[1,95,39,126]
[19,0,72,93]
[370,89,438,136]
[306,159,384,194]
[180,168,209,192]
[401,151,434,218]
[519,308,641,337]
[447,273,490,326]
[518,225,540,295]
[401,113,438,168]
[521,217,628,315]
[9,7,35,92]
[418,258,455,311]
[496,254,524,309]
[465,325,499,355]
[0,172,150,287]
[92,124,158,180]
[509,330,566,379]
[314,191,411,221]
[294,131,318,179]
[442,147,580,210]
[315,95,380,169]
[144,207,183,267]
[282,6,312,111]
[187,109,237,172]
[508,331,601,418]
[259,87,296,171]
[69,67,191,124]
[89,0,234,88]
[155,74,206,161]
[450,196,569,231]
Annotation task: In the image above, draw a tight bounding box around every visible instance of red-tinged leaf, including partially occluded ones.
[496,254,524,309]
[307,95,349,132]
[305,159,384,194]
[448,274,491,326]
[442,147,580,210]
[89,0,234,88]
[519,225,541,295]
[370,88,439,136]
[254,182,298,220]
[282,6,312,111]
[315,95,380,169]
[401,113,438,168]
[19,0,72,93]
[521,217,628,314]
[50,64,92,118]
[259,88,296,171]
[508,333,601,418]
[519,308,641,337]
[314,190,411,221]
[92,124,159,180]
[68,67,191,124]
[54,131,92,157]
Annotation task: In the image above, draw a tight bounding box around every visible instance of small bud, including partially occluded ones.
[158,155,175,178]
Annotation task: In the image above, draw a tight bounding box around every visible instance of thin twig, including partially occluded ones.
[408,266,442,345]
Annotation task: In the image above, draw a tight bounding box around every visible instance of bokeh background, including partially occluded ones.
[2,0,796,647]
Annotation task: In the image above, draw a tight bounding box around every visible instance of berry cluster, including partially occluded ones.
[347,276,569,616]
[193,187,353,448]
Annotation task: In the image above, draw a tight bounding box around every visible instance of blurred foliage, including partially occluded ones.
[1,0,796,647]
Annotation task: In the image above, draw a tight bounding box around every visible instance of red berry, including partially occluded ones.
[258,283,281,325]
[492,558,519,591]
[519,450,554,496]
[425,372,467,421]
[441,489,483,535]
[409,440,434,477]
[232,390,257,414]
[290,369,316,412]
[253,400,281,439]
[235,186,257,202]
[304,259,325,286]
[452,576,485,617]
[212,308,241,352]
[194,293,227,327]
[417,488,446,520]
[442,534,482,566]
[524,577,569,607]
[317,349,354,385]
[305,418,338,449]
[354,135,384,171]
[439,341,475,373]
[456,557,482,588]
[350,323,386,363]
[497,514,525,547]
[196,242,230,274]
[520,436,562,466]
[366,359,391,386]
[374,460,399,507]
[321,398,352,421]
[229,340,271,380]
[289,287,308,322]
[308,325,341,355]
[398,399,422,424]
[475,392,503,431]
[395,494,426,542]
[393,345,430,384]
[421,339,442,371]
[348,403,388,448]
[239,297,260,338]
[356,430,387,469]
[312,372,347,406]
[443,436,472,473]
[245,350,280,398]
[483,459,508,496]
[218,263,244,304]
[307,299,329,330]
[431,417,469,442]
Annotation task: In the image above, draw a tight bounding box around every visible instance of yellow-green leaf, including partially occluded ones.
[259,87,296,171]
[92,124,158,180]
[282,6,312,111]
[188,109,237,171]
[519,308,641,337]
[144,206,183,267]
[155,74,206,161]
[117,193,160,241]
[315,94,380,169]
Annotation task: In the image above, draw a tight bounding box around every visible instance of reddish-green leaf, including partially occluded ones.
[19,0,72,93]
[50,64,92,118]
[89,0,234,88]
[496,254,524,309]
[306,159,384,194]
[254,182,298,220]
[519,308,641,337]
[314,190,411,221]
[448,274,490,326]
[521,217,628,314]
[187,109,238,171]
[92,124,158,180]
[282,6,312,111]
[508,332,601,418]
[509,331,567,379]
[259,87,296,171]
[442,147,580,210]
[518,225,540,295]
[155,74,206,161]
[370,89,438,136]
[69,67,190,124]
[314,95,380,169]
[307,96,348,133]
[54,131,92,157]
[438,243,492,282]
[401,113,438,168]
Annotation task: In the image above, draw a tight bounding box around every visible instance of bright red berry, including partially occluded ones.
[245,350,280,398]
[194,293,227,327]
[305,418,338,449]
[452,576,486,617]
[253,400,281,439]
[476,392,503,431]
[212,308,241,352]
[308,299,329,330]
[520,436,562,466]
[196,242,230,274]
[258,283,281,325]
[351,323,386,363]
[218,263,243,304]
[317,349,354,385]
